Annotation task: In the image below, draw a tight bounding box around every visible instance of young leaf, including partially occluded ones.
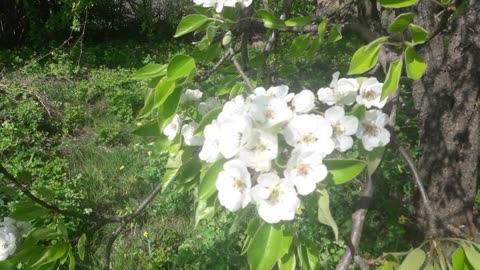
[198,159,225,201]
[137,89,155,118]
[363,146,385,176]
[324,159,366,185]
[365,37,389,51]
[174,14,210,37]
[285,16,311,27]
[409,24,428,45]
[77,234,87,261]
[388,13,414,33]
[349,104,366,120]
[305,36,323,58]
[381,59,403,100]
[348,44,381,75]
[157,88,182,131]
[289,33,311,57]
[464,246,480,269]
[256,10,286,29]
[452,247,466,270]
[317,19,328,37]
[378,0,417,8]
[247,223,283,270]
[405,47,426,80]
[154,78,176,108]
[398,248,426,270]
[328,24,342,43]
[47,242,69,263]
[132,63,167,80]
[167,54,196,81]
[317,188,339,241]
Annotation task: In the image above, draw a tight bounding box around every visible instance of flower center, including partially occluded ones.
[298,133,317,144]
[362,90,377,101]
[364,122,378,136]
[255,142,267,152]
[0,240,9,249]
[233,178,246,191]
[265,108,275,119]
[331,122,343,137]
[296,163,310,176]
[267,186,281,203]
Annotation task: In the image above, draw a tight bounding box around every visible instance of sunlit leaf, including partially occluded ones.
[328,24,342,43]
[317,188,339,241]
[198,159,225,201]
[132,63,167,80]
[285,16,311,27]
[324,159,366,184]
[405,47,426,80]
[378,0,417,8]
[195,107,222,135]
[398,248,426,270]
[387,13,414,33]
[381,59,403,100]
[348,44,381,75]
[248,223,283,270]
[409,24,428,45]
[174,14,210,37]
[167,54,196,81]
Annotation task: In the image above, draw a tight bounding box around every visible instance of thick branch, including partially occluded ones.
[0,163,120,223]
[103,180,163,270]
[336,173,374,270]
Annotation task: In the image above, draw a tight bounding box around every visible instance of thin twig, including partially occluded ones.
[228,48,254,93]
[0,163,120,223]
[194,49,232,82]
[103,181,163,270]
[336,173,375,270]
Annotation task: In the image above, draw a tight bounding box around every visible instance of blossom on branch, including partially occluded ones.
[356,110,390,151]
[324,106,359,152]
[193,0,252,13]
[216,159,252,212]
[163,114,181,140]
[356,78,387,109]
[317,72,359,106]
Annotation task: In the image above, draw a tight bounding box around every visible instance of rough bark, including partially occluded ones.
[412,0,480,240]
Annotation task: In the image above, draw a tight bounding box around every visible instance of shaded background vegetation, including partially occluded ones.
[1,0,479,269]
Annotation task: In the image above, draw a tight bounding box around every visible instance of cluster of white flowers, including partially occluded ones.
[193,73,391,223]
[193,0,252,12]
[0,218,30,261]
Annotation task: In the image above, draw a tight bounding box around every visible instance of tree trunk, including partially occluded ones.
[412,0,480,240]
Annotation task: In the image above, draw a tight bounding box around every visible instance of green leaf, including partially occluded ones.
[279,223,293,257]
[350,104,366,120]
[305,36,323,58]
[405,47,426,80]
[24,228,61,247]
[328,24,342,43]
[398,248,426,270]
[285,16,311,26]
[256,10,286,29]
[289,33,311,57]
[198,159,225,201]
[248,223,284,270]
[161,150,183,190]
[278,249,296,270]
[297,241,319,270]
[464,246,480,269]
[154,78,176,109]
[453,247,466,270]
[69,252,75,270]
[381,59,403,100]
[195,197,216,225]
[157,88,182,132]
[132,63,167,80]
[387,13,414,33]
[409,24,428,45]
[378,0,417,8]
[10,201,49,221]
[377,262,394,270]
[365,37,389,51]
[324,159,366,185]
[137,89,155,118]
[132,120,160,137]
[77,234,86,261]
[177,158,202,186]
[317,19,328,37]
[194,107,222,135]
[242,218,261,255]
[348,44,381,75]
[364,146,385,176]
[174,14,210,37]
[47,242,69,263]
[167,55,196,81]
[317,188,339,241]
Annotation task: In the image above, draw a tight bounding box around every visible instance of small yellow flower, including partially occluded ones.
[296,207,303,215]
[147,151,152,157]
[119,165,125,171]
[143,231,148,238]
[136,122,143,127]
[398,215,407,224]
[133,143,140,148]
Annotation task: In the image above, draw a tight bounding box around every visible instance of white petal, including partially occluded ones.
[342,116,359,135]
[292,90,315,113]
[325,106,345,121]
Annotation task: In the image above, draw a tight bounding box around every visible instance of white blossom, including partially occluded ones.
[216,159,251,212]
[218,116,252,159]
[163,114,181,140]
[356,78,387,109]
[283,114,335,155]
[285,149,328,195]
[251,173,300,223]
[193,0,252,12]
[317,72,359,106]
[181,122,204,146]
[180,89,203,104]
[291,90,315,113]
[199,120,222,162]
[218,95,246,121]
[239,129,278,172]
[199,97,222,115]
[265,85,295,102]
[356,110,390,151]
[324,106,359,152]
[248,94,293,128]
[0,228,16,261]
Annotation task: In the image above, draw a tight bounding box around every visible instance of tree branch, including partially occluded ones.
[0,163,120,223]
[336,173,375,270]
[194,49,233,82]
[228,48,254,93]
[103,180,163,270]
